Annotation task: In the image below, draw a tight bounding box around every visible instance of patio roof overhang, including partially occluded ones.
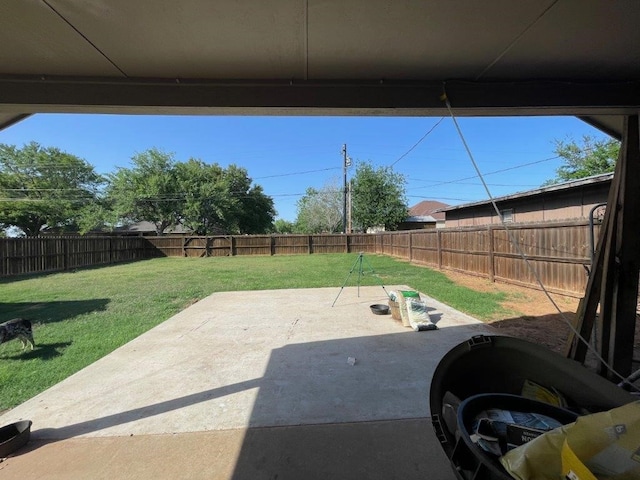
[0,1,638,136]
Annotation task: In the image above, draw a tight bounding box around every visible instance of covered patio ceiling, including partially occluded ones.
[0,0,638,136]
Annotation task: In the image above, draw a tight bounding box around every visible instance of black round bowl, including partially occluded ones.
[0,420,32,457]
[370,304,390,315]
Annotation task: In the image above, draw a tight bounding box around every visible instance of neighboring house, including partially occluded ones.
[113,221,193,236]
[398,200,449,230]
[440,173,612,227]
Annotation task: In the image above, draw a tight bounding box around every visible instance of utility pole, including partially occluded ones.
[342,144,351,234]
[347,178,353,233]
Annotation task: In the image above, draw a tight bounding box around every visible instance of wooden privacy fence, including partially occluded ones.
[1,220,597,294]
[0,236,159,277]
[376,220,597,295]
[144,233,378,257]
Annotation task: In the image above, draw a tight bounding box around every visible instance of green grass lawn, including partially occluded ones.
[0,254,506,410]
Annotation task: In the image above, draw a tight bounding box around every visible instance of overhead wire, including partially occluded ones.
[441,85,638,392]
[2,152,557,203]
[389,117,445,167]
[407,155,560,190]
[254,166,341,179]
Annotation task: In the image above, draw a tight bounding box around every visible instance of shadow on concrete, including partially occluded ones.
[0,299,110,324]
[226,332,464,480]
[34,378,262,440]
[230,418,450,480]
[427,306,444,324]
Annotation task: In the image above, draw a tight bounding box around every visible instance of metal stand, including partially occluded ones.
[331,252,389,307]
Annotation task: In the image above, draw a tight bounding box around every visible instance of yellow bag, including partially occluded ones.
[500,401,640,480]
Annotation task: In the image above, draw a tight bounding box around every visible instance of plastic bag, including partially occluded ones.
[471,408,564,456]
[407,298,437,331]
[500,401,640,480]
[396,290,419,327]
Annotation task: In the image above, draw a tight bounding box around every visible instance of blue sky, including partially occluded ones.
[0,114,609,221]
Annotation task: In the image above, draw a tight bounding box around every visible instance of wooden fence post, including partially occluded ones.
[488,225,495,282]
[437,230,442,269]
[308,235,312,254]
[345,234,349,253]
[270,235,275,256]
[408,232,413,262]
[63,237,69,271]
[230,236,235,256]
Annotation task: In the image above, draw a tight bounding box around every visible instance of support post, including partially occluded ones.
[566,143,622,361]
[606,114,640,378]
[565,114,640,380]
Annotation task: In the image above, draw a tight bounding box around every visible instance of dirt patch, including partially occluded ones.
[442,271,580,354]
[441,271,640,372]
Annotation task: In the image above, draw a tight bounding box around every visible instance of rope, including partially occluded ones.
[441,86,639,392]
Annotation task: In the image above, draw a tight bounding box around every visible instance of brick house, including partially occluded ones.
[398,200,450,230]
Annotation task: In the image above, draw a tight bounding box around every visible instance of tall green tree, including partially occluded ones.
[75,200,119,235]
[294,180,343,233]
[235,183,276,234]
[175,160,275,235]
[351,162,407,232]
[0,142,104,236]
[271,218,296,234]
[107,148,182,235]
[175,159,231,235]
[222,164,275,234]
[544,135,620,185]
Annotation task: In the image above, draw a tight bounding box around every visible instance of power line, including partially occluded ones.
[0,165,344,189]
[407,155,560,191]
[407,195,476,202]
[0,189,320,203]
[410,181,540,188]
[253,166,341,179]
[0,152,558,203]
[389,117,445,167]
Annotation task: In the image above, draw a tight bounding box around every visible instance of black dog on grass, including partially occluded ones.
[0,318,35,350]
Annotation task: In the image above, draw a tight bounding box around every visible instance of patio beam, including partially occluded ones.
[0,76,638,116]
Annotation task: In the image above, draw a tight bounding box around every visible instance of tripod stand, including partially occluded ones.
[331,253,389,307]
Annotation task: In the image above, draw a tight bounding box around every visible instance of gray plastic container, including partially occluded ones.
[430,335,635,480]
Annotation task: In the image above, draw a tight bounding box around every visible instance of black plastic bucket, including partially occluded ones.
[0,420,32,457]
[430,335,635,480]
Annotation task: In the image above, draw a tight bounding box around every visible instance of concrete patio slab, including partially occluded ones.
[0,285,495,479]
